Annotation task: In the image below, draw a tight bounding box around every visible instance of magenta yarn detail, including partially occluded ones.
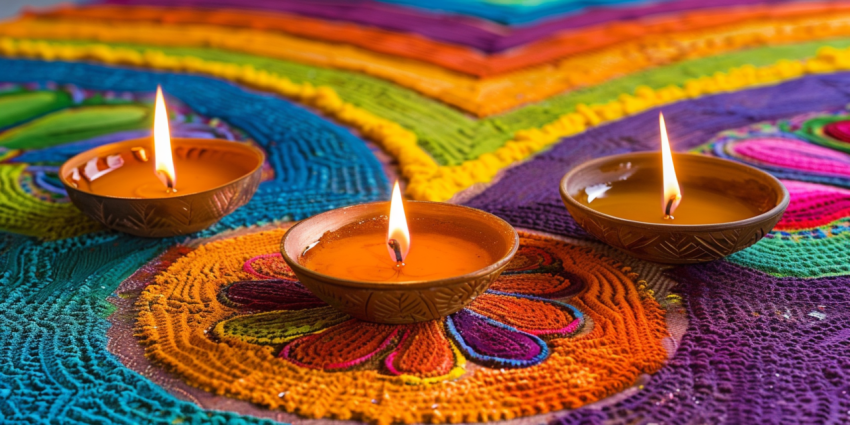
[777,180,850,230]
[824,120,850,143]
[731,138,850,178]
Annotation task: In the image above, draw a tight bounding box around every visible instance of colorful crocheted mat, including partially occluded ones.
[114,227,677,424]
[1,0,849,424]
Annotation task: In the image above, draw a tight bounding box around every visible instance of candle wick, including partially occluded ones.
[156,170,176,193]
[664,197,675,220]
[388,239,405,267]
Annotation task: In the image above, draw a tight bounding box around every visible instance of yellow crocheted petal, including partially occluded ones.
[213,307,349,346]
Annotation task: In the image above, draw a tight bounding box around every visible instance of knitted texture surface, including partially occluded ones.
[1,0,850,424]
[131,228,670,424]
[8,2,850,199]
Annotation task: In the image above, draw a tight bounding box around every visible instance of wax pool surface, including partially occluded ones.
[67,142,257,198]
[579,180,763,224]
[301,229,494,283]
[87,158,248,198]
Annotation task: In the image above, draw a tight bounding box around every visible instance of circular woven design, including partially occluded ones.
[135,228,670,424]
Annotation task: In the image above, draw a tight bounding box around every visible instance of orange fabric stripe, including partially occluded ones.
[30,2,850,78]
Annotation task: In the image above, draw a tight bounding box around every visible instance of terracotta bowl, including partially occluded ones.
[280,201,519,324]
[60,138,264,237]
[560,152,789,264]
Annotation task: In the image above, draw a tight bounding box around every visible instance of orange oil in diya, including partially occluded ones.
[300,224,493,282]
[70,146,254,198]
[64,86,258,198]
[578,112,763,225]
[577,180,762,224]
[300,182,493,283]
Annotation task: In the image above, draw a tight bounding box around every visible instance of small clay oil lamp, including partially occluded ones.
[60,87,264,237]
[560,113,789,264]
[281,182,519,324]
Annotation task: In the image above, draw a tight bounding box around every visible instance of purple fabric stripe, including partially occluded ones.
[95,0,793,53]
[222,279,325,311]
[552,260,850,424]
[465,73,850,238]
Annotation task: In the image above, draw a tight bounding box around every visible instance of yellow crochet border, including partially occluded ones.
[3,38,850,201]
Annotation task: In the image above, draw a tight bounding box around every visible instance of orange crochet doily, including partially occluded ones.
[133,228,672,424]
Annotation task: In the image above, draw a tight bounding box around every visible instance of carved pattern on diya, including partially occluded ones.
[65,169,262,237]
[132,227,672,424]
[296,264,506,324]
[570,211,779,263]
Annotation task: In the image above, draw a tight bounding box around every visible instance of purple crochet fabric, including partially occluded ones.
[449,309,545,362]
[97,0,779,53]
[466,73,850,424]
[552,260,850,424]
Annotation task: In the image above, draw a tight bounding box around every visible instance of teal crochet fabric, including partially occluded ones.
[0,58,389,424]
[0,232,272,424]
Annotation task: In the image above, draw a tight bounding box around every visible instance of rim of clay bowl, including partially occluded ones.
[59,137,265,201]
[559,151,790,231]
[281,200,520,290]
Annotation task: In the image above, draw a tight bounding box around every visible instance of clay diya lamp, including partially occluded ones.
[560,113,789,264]
[281,182,519,324]
[60,86,264,237]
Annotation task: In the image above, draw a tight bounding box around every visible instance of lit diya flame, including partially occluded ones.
[660,112,682,219]
[387,180,410,267]
[153,85,176,191]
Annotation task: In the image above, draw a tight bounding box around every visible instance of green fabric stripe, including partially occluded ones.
[729,223,850,278]
[0,89,73,128]
[17,38,850,165]
[0,104,151,149]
